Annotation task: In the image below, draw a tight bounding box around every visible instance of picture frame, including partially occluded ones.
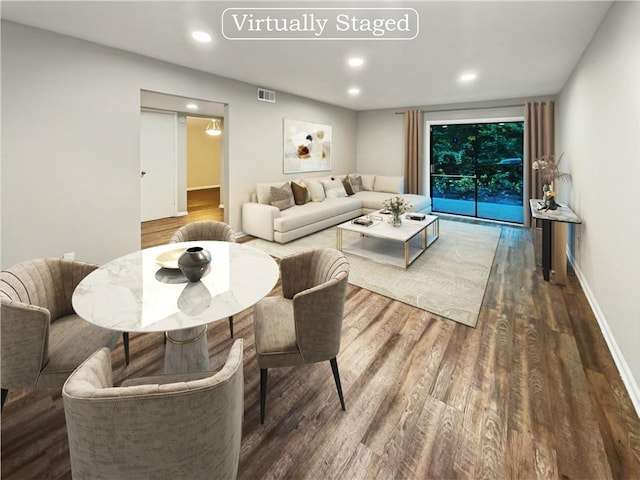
[283,118,332,173]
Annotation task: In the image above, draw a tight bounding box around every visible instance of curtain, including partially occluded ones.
[403,109,424,194]
[524,100,555,227]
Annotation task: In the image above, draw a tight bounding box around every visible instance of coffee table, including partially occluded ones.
[336,212,439,269]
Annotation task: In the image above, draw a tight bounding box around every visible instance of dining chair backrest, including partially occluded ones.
[62,339,244,479]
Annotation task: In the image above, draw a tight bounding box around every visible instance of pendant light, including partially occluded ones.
[205,119,222,136]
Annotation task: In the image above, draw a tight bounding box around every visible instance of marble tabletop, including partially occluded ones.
[529,199,582,224]
[72,241,279,333]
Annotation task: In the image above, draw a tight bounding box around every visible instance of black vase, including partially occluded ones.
[178,247,211,282]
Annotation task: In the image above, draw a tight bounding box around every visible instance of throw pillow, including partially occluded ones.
[360,174,376,191]
[270,184,295,210]
[322,179,347,198]
[342,176,354,196]
[349,175,363,192]
[290,181,310,205]
[374,175,404,194]
[257,182,288,205]
[306,180,326,202]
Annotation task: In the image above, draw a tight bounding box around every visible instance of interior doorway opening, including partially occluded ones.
[139,90,226,247]
[186,116,223,213]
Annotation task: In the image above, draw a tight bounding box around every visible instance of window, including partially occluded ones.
[430,120,524,223]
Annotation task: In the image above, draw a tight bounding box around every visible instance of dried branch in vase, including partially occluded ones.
[532,153,571,185]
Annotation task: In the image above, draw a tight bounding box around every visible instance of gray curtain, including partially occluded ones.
[524,100,555,227]
[403,109,424,195]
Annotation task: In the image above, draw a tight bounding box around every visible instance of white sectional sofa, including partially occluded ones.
[242,174,431,243]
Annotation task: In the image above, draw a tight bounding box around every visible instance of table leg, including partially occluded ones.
[541,219,552,281]
[404,241,409,269]
[551,222,568,285]
[164,325,210,373]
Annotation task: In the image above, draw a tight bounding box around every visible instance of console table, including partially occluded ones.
[529,199,582,285]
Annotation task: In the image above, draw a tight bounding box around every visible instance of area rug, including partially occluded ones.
[247,220,501,327]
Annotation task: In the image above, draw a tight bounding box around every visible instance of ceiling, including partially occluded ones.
[1,1,612,111]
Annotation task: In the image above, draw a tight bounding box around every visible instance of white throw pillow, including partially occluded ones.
[306,180,326,202]
[322,178,347,198]
[374,175,404,194]
[360,174,376,191]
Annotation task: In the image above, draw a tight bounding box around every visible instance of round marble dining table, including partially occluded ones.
[72,241,279,373]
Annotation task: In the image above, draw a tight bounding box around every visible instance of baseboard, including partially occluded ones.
[567,249,640,417]
[187,185,220,191]
[175,211,188,217]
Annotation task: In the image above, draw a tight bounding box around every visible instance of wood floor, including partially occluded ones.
[2,199,639,479]
[141,187,224,249]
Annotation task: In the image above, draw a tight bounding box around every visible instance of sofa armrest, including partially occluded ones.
[242,202,281,241]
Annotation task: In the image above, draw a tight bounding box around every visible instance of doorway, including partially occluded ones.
[429,120,524,223]
[139,90,226,223]
[186,116,223,214]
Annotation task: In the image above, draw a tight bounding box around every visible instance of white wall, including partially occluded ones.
[355,109,405,176]
[1,21,356,266]
[557,1,640,411]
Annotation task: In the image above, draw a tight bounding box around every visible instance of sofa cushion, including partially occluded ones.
[353,191,396,211]
[257,181,288,205]
[270,184,295,210]
[360,174,376,191]
[290,181,310,205]
[374,175,404,194]
[400,194,431,213]
[322,179,347,198]
[352,190,430,212]
[306,180,325,202]
[348,175,363,192]
[273,197,362,233]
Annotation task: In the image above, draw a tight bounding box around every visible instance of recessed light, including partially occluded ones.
[348,87,361,96]
[348,57,364,68]
[192,31,212,43]
[186,103,198,110]
[460,72,477,82]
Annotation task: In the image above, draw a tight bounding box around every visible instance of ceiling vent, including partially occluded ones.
[257,88,276,103]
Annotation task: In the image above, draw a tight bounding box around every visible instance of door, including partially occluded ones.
[430,121,524,223]
[140,110,177,221]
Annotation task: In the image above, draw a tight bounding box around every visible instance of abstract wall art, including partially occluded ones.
[283,119,332,173]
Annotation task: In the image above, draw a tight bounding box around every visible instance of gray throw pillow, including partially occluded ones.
[270,184,295,210]
[349,175,363,192]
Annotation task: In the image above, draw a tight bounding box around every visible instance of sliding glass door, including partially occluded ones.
[430,121,524,223]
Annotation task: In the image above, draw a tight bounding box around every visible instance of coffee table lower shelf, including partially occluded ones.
[339,235,435,269]
[336,214,439,269]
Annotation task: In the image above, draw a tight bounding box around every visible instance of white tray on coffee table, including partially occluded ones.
[336,212,439,269]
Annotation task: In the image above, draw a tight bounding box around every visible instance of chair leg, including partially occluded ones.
[260,368,268,424]
[330,358,346,411]
[228,315,234,338]
[122,332,130,365]
[163,332,167,345]
[1,388,8,410]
